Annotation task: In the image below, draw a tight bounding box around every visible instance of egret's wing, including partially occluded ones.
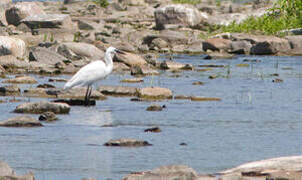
[64,61,107,89]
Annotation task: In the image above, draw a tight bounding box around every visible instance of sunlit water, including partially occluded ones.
[0,55,302,180]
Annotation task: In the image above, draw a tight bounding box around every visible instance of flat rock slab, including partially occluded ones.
[123,165,198,180]
[2,76,37,84]
[114,52,147,67]
[160,60,193,70]
[138,87,172,99]
[120,78,143,83]
[104,138,152,147]
[0,36,26,58]
[98,85,138,96]
[0,116,42,127]
[14,101,70,114]
[22,14,72,29]
[191,96,221,101]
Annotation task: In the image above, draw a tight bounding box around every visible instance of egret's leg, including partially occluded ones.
[87,86,93,106]
[84,85,90,106]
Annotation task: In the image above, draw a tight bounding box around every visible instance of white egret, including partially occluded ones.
[64,46,125,106]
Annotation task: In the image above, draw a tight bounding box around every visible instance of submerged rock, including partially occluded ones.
[138,87,172,99]
[146,104,163,111]
[191,96,221,101]
[14,101,70,114]
[53,99,96,106]
[144,126,161,133]
[160,60,193,70]
[0,115,42,127]
[104,138,152,147]
[120,78,143,83]
[38,111,58,122]
[2,76,37,84]
[123,165,198,180]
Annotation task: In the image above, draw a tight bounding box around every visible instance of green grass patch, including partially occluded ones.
[204,0,302,36]
[92,0,109,8]
[172,0,202,5]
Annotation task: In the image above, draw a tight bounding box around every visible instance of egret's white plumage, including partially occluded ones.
[64,46,123,105]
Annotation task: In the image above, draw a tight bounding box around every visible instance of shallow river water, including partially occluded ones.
[0,55,302,180]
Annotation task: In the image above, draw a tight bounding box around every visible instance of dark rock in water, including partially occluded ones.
[0,115,42,127]
[0,85,20,96]
[192,81,204,85]
[144,126,161,133]
[272,78,283,83]
[123,165,197,180]
[37,83,56,89]
[48,78,67,82]
[39,111,58,122]
[198,64,225,68]
[146,104,163,111]
[14,101,70,114]
[180,142,187,146]
[104,138,152,147]
[242,59,261,63]
[209,74,218,79]
[53,99,96,106]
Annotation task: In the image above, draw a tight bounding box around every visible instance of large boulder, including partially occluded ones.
[138,87,172,99]
[22,14,73,29]
[114,51,147,67]
[0,85,21,96]
[0,115,42,127]
[57,42,104,61]
[202,38,232,52]
[123,165,198,180]
[0,36,26,58]
[154,4,207,30]
[143,30,189,46]
[29,47,67,66]
[14,101,70,114]
[5,2,45,26]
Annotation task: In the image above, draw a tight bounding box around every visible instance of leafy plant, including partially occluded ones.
[92,0,109,8]
[172,0,202,5]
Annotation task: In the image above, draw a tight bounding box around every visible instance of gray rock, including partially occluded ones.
[160,60,193,70]
[0,115,42,127]
[154,4,207,30]
[138,87,172,99]
[38,111,58,121]
[77,20,94,30]
[146,104,163,111]
[53,99,96,106]
[22,14,73,29]
[57,42,104,61]
[280,28,302,35]
[0,55,29,70]
[286,35,302,55]
[202,38,232,52]
[130,65,159,76]
[114,51,147,67]
[0,36,26,58]
[228,40,252,54]
[123,165,197,180]
[0,160,14,176]
[185,41,204,54]
[2,76,37,84]
[14,101,70,114]
[0,85,20,96]
[59,87,106,100]
[29,47,67,67]
[98,85,138,96]
[143,30,188,47]
[5,2,45,26]
[104,138,152,147]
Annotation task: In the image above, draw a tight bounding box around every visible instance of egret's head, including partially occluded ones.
[106,46,125,57]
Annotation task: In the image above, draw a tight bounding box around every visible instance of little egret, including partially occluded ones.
[64,46,125,106]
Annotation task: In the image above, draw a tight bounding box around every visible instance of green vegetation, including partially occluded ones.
[92,0,109,8]
[208,0,302,36]
[172,0,202,5]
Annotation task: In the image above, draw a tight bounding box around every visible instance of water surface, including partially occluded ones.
[0,55,302,180]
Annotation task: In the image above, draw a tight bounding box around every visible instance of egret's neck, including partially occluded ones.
[104,52,114,68]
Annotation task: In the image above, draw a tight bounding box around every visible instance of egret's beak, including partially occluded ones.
[116,49,126,55]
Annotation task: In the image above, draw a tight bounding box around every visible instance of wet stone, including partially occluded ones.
[38,111,58,122]
[144,126,161,133]
[98,85,138,96]
[53,99,96,106]
[174,95,191,100]
[0,115,42,127]
[48,78,67,82]
[192,81,204,85]
[14,101,70,114]
[120,78,143,83]
[191,96,221,101]
[104,138,152,147]
[0,85,20,96]
[2,76,37,84]
[272,78,283,83]
[138,87,172,99]
[146,104,163,111]
[37,83,56,89]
